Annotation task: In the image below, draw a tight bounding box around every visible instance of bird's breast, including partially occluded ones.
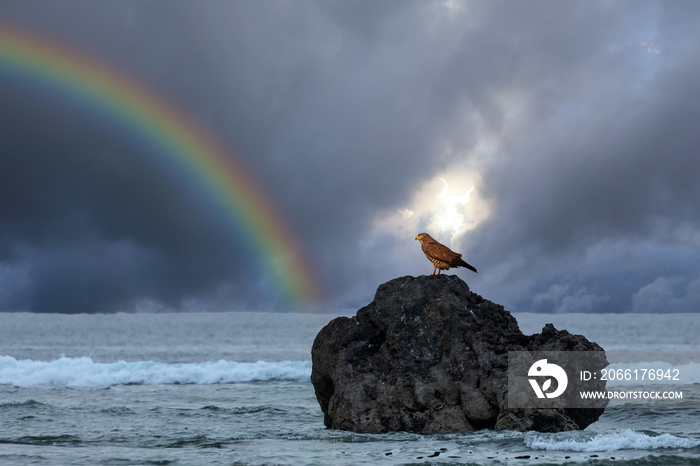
[425,254,450,269]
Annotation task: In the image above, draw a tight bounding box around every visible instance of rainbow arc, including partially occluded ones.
[0,25,320,308]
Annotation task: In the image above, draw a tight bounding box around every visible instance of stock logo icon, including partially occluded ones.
[528,359,568,399]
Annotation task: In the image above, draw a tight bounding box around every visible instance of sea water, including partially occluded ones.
[0,311,698,465]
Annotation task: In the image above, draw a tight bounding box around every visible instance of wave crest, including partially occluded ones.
[0,355,311,387]
[525,429,700,452]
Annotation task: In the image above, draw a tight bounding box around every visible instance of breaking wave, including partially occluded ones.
[0,355,311,387]
[525,429,700,452]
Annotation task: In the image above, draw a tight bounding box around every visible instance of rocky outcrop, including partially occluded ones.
[311,275,607,433]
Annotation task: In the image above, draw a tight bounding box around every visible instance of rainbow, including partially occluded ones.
[0,25,321,308]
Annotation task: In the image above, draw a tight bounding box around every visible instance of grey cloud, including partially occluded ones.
[1,1,699,313]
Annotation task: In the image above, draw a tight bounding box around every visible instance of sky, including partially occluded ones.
[1,0,700,314]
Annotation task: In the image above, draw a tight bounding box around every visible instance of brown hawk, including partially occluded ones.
[415,232,477,276]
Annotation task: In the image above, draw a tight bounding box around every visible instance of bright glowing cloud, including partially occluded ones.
[430,177,475,237]
[373,169,491,248]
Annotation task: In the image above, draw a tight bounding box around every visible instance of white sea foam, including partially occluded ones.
[0,399,41,406]
[0,355,311,387]
[525,429,700,452]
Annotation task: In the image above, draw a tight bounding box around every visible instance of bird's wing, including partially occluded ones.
[424,242,462,263]
[424,241,478,273]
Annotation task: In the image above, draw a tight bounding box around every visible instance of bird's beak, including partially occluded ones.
[415,235,420,240]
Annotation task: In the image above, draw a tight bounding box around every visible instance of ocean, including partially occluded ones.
[0,311,698,465]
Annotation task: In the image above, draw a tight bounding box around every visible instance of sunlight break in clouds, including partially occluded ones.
[431,177,474,238]
[374,170,490,248]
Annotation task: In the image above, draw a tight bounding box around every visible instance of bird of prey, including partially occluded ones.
[415,232,478,276]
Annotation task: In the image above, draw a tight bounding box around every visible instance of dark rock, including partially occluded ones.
[311,275,607,433]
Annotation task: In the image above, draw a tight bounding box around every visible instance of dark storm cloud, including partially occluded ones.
[466,2,700,313]
[0,84,260,312]
[1,1,700,313]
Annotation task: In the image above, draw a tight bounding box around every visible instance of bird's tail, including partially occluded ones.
[457,258,478,273]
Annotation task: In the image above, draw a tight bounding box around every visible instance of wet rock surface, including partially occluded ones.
[311,275,607,433]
